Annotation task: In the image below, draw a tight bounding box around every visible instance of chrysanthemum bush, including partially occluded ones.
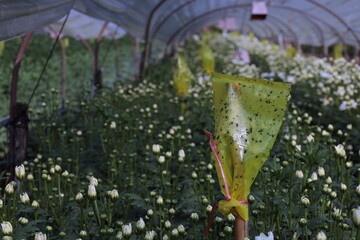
[0,34,359,239]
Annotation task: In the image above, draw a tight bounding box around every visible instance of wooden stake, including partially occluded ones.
[59,38,67,108]
[8,32,32,180]
[234,216,248,240]
[91,22,108,95]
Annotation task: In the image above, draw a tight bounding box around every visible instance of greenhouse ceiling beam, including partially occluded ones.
[166,4,325,48]
[306,0,360,46]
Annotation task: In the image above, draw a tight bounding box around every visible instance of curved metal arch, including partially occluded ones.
[306,0,360,46]
[166,4,325,49]
[150,0,197,41]
[154,1,347,48]
[175,16,260,45]
[267,15,298,41]
[271,4,347,45]
[175,16,294,48]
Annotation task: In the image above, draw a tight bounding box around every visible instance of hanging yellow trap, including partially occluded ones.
[207,73,291,221]
[173,54,193,97]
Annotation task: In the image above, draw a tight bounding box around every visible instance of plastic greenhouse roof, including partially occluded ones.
[1,0,360,48]
[45,10,126,40]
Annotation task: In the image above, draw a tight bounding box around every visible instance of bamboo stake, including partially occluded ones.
[234,216,248,240]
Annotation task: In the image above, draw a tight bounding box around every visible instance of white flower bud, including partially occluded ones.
[32,200,40,208]
[191,171,197,179]
[165,220,171,229]
[5,182,16,195]
[15,164,25,180]
[178,149,185,159]
[227,213,236,222]
[356,185,360,195]
[310,172,318,181]
[330,191,337,198]
[54,165,61,173]
[315,231,327,240]
[122,224,132,237]
[79,230,87,237]
[19,217,28,225]
[325,177,332,184]
[0,199,3,209]
[20,192,30,204]
[306,135,314,143]
[295,170,304,178]
[156,196,163,205]
[87,185,97,199]
[334,144,346,158]
[34,232,47,240]
[317,167,325,177]
[136,218,145,231]
[1,221,13,235]
[340,183,347,191]
[110,189,119,200]
[206,205,213,213]
[62,170,69,177]
[144,230,156,240]
[352,208,360,226]
[152,144,160,153]
[158,156,165,164]
[162,234,169,240]
[110,121,117,129]
[190,213,199,222]
[301,196,310,206]
[147,209,154,216]
[345,161,353,168]
[171,229,179,237]
[89,176,98,187]
[27,173,34,181]
[224,226,233,234]
[177,224,185,234]
[168,208,175,215]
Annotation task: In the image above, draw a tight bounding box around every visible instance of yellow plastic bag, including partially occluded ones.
[0,41,5,56]
[210,73,291,221]
[173,54,193,97]
[333,43,343,59]
[199,43,215,73]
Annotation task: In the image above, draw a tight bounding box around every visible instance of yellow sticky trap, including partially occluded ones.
[0,41,5,56]
[333,43,343,59]
[211,73,291,221]
[261,39,269,46]
[63,38,70,48]
[199,43,215,73]
[286,46,297,58]
[248,32,255,40]
[173,54,193,97]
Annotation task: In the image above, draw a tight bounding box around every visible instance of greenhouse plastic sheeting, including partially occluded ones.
[0,0,360,48]
[45,10,126,40]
